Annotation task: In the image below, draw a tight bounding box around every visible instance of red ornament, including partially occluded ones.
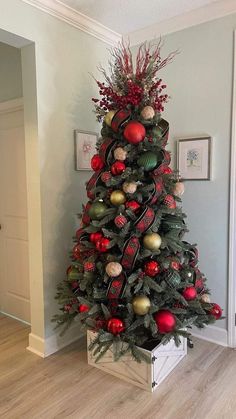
[123,121,146,144]
[107,317,125,335]
[84,261,95,272]
[163,167,173,174]
[91,154,104,171]
[111,161,126,176]
[154,310,176,334]
[90,232,103,243]
[163,194,176,209]
[209,303,222,319]
[96,237,110,253]
[170,260,181,271]
[114,214,127,228]
[182,286,197,301]
[101,171,111,183]
[78,304,90,313]
[72,244,81,260]
[144,260,161,277]
[125,200,140,213]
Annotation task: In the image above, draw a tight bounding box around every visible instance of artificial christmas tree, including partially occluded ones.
[53,42,222,388]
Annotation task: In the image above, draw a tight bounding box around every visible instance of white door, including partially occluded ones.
[0,99,30,324]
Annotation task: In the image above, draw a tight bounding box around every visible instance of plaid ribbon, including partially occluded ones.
[107,273,126,300]
[149,175,164,204]
[111,109,131,132]
[86,170,102,199]
[121,236,140,271]
[134,206,155,233]
[99,138,116,165]
[158,118,169,147]
[81,202,91,225]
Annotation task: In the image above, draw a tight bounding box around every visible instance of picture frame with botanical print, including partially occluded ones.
[74,130,98,171]
[177,136,211,180]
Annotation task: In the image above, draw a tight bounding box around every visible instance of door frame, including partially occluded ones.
[0,33,45,356]
[228,30,236,348]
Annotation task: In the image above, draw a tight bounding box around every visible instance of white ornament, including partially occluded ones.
[141,105,155,120]
[114,147,127,161]
[105,262,122,277]
[201,294,211,303]
[122,181,137,194]
[173,182,185,197]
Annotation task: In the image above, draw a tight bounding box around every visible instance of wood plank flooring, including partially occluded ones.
[1,314,236,419]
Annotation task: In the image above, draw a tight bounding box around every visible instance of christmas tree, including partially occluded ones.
[53,42,222,362]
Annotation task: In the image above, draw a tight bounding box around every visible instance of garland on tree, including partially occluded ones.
[53,41,222,363]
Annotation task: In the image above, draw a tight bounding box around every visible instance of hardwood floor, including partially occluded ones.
[1,314,236,419]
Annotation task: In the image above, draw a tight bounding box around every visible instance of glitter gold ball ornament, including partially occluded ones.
[105,262,122,277]
[88,202,107,220]
[114,147,127,161]
[141,105,155,120]
[143,233,162,251]
[173,182,185,197]
[110,190,126,206]
[104,110,116,127]
[201,294,211,303]
[132,295,151,315]
[122,181,137,194]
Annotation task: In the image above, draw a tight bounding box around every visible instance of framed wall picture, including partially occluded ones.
[177,136,211,180]
[74,130,98,170]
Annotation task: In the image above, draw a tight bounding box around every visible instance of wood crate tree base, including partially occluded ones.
[87,330,187,392]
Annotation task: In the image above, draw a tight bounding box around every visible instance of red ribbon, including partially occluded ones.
[111,109,131,133]
[121,236,140,271]
[135,206,155,233]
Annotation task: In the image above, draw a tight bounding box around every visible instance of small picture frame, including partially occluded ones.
[74,130,98,170]
[177,136,211,180]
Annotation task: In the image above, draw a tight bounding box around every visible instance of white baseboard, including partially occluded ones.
[27,322,84,358]
[191,325,228,347]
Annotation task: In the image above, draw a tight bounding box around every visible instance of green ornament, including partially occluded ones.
[88,202,107,220]
[137,151,162,171]
[165,270,181,287]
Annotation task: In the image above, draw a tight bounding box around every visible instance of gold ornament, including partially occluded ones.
[122,181,137,194]
[173,182,185,197]
[201,294,211,303]
[132,295,151,315]
[143,233,162,251]
[141,105,155,120]
[110,190,126,206]
[114,147,127,161]
[104,110,117,127]
[105,262,122,277]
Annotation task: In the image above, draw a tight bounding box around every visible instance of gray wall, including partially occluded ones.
[155,13,236,330]
[0,41,22,102]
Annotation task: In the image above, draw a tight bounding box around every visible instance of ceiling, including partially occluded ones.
[60,0,220,34]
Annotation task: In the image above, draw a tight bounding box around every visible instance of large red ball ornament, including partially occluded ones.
[107,317,125,335]
[125,200,140,213]
[96,237,110,253]
[144,260,161,277]
[90,232,103,243]
[182,286,197,301]
[123,121,146,144]
[209,303,222,319]
[111,161,126,176]
[154,310,176,334]
[91,154,104,171]
[78,304,90,313]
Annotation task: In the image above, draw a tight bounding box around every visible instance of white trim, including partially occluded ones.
[127,0,236,46]
[228,30,236,348]
[21,0,121,46]
[27,322,84,357]
[0,98,23,114]
[192,325,228,347]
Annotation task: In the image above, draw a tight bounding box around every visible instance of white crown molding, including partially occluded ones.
[21,0,122,46]
[127,0,236,46]
[0,98,23,114]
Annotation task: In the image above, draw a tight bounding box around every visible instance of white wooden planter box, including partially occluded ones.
[87,330,187,392]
